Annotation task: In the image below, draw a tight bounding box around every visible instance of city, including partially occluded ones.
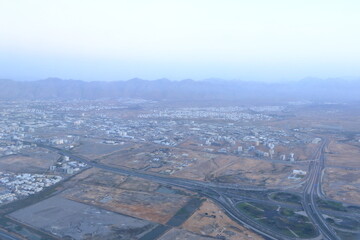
[1,1,360,239]
[0,99,359,239]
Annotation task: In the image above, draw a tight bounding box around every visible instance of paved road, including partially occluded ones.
[30,142,298,239]
[302,140,339,240]
[0,230,21,240]
[30,141,347,240]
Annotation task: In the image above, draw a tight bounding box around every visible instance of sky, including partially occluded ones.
[0,0,359,82]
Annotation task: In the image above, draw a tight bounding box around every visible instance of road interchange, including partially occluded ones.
[11,140,345,240]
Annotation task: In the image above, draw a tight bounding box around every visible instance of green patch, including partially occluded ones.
[326,216,360,231]
[280,208,294,216]
[317,199,346,212]
[270,192,301,205]
[326,218,335,224]
[237,202,317,238]
[347,205,360,214]
[335,229,360,240]
[237,202,266,218]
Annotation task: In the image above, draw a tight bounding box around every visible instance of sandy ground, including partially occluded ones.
[326,141,360,168]
[63,169,189,224]
[159,228,214,240]
[65,186,189,224]
[73,139,135,160]
[209,156,304,187]
[0,151,57,173]
[323,167,360,205]
[169,152,303,187]
[182,199,263,240]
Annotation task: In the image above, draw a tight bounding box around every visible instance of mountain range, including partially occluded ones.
[0,78,359,103]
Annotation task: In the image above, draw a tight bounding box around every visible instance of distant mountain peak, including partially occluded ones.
[128,78,145,82]
[0,77,359,102]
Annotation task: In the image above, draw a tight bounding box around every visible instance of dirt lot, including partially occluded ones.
[63,169,190,224]
[326,141,360,168]
[208,157,304,187]
[74,169,128,187]
[182,199,263,240]
[154,150,304,187]
[323,168,360,205]
[275,143,317,161]
[79,140,306,188]
[0,148,58,173]
[10,195,156,240]
[148,149,217,181]
[99,143,157,169]
[159,228,214,240]
[73,139,135,160]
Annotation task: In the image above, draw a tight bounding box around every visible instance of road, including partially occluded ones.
[0,229,21,240]
[28,142,297,239]
[25,141,343,240]
[302,139,339,240]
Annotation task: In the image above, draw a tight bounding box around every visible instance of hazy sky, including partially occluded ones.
[0,0,359,81]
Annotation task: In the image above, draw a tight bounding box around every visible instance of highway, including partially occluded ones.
[0,229,21,240]
[302,139,339,240]
[28,142,298,239]
[24,141,343,240]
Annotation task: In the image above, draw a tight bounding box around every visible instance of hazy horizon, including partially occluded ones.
[1,0,360,82]
[1,3,360,239]
[2,76,360,83]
